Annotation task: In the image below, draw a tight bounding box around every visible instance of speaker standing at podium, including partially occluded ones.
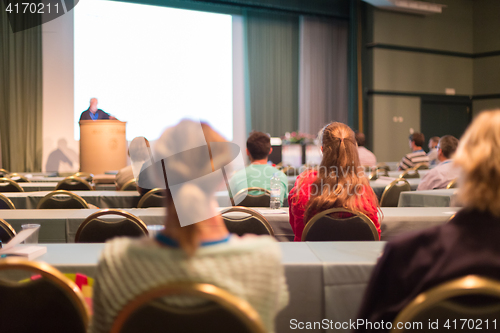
[79,98,117,121]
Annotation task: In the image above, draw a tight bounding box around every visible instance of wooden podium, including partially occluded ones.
[79,120,127,174]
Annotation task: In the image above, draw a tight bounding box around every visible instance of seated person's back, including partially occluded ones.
[397,132,429,170]
[417,135,460,190]
[288,122,381,241]
[356,110,500,332]
[355,132,377,168]
[90,120,289,333]
[229,131,288,204]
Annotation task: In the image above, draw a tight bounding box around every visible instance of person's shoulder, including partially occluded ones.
[384,223,448,257]
[199,234,281,258]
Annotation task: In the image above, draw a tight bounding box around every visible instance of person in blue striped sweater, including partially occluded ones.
[397,132,430,171]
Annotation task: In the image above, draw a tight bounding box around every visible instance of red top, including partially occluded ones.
[288,170,381,241]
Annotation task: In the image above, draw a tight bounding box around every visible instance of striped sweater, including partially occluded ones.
[89,235,289,333]
[397,150,429,170]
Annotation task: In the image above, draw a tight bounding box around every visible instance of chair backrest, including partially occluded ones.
[413,162,429,170]
[380,178,411,207]
[0,177,24,192]
[110,282,265,333]
[0,193,15,209]
[75,209,148,243]
[0,258,90,333]
[37,190,90,209]
[233,188,271,208]
[7,173,30,183]
[137,188,167,208]
[121,179,137,191]
[56,176,93,191]
[0,168,9,177]
[220,207,274,236]
[0,218,16,243]
[302,208,379,241]
[369,168,389,181]
[73,172,94,182]
[399,168,420,179]
[391,275,500,333]
[447,178,458,189]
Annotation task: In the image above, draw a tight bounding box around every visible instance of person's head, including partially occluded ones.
[154,120,231,256]
[89,98,98,113]
[246,131,272,162]
[409,132,425,151]
[303,122,378,222]
[437,135,458,162]
[355,132,366,147]
[428,136,440,149]
[454,110,500,216]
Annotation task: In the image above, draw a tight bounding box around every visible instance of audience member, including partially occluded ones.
[115,137,151,190]
[229,131,288,204]
[397,132,429,170]
[288,122,380,241]
[91,120,289,333]
[417,135,460,190]
[427,136,440,166]
[355,132,377,168]
[356,110,500,332]
[79,98,116,121]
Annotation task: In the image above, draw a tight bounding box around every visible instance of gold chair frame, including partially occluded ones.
[302,207,379,241]
[121,179,137,191]
[391,275,500,332]
[220,206,275,236]
[7,173,30,182]
[399,168,420,179]
[0,258,90,329]
[233,187,271,205]
[380,178,411,207]
[413,162,429,170]
[0,177,24,192]
[75,209,149,242]
[0,218,16,239]
[0,193,16,209]
[37,190,90,209]
[73,172,94,182]
[110,282,265,333]
[56,176,94,191]
[446,178,458,189]
[137,188,167,208]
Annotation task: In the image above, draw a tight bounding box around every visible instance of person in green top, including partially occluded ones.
[229,131,288,204]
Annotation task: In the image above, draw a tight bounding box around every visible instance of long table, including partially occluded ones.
[2,191,140,209]
[398,189,460,207]
[21,242,385,333]
[13,183,119,192]
[1,207,459,243]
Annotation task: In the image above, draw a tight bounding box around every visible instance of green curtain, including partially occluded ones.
[0,8,42,172]
[244,10,299,137]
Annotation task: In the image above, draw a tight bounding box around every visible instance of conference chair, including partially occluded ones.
[110,282,265,333]
[137,188,167,208]
[0,178,24,192]
[121,179,137,191]
[301,208,379,241]
[73,172,94,183]
[369,168,389,181]
[56,176,93,191]
[0,168,9,177]
[233,188,271,208]
[399,168,420,179]
[413,162,429,170]
[7,173,30,183]
[446,178,458,189]
[391,275,500,333]
[380,178,411,207]
[75,209,148,243]
[376,163,391,172]
[283,167,299,177]
[37,190,90,209]
[0,258,90,333]
[220,207,274,237]
[0,193,16,209]
[0,218,16,243]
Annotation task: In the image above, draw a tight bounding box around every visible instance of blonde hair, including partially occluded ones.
[157,121,229,256]
[454,109,500,216]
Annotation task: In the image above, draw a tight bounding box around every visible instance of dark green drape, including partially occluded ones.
[244,10,299,137]
[0,7,42,172]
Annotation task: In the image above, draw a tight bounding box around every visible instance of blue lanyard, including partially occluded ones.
[155,233,230,248]
[441,160,452,165]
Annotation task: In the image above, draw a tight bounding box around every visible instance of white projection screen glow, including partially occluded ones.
[74,0,233,141]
